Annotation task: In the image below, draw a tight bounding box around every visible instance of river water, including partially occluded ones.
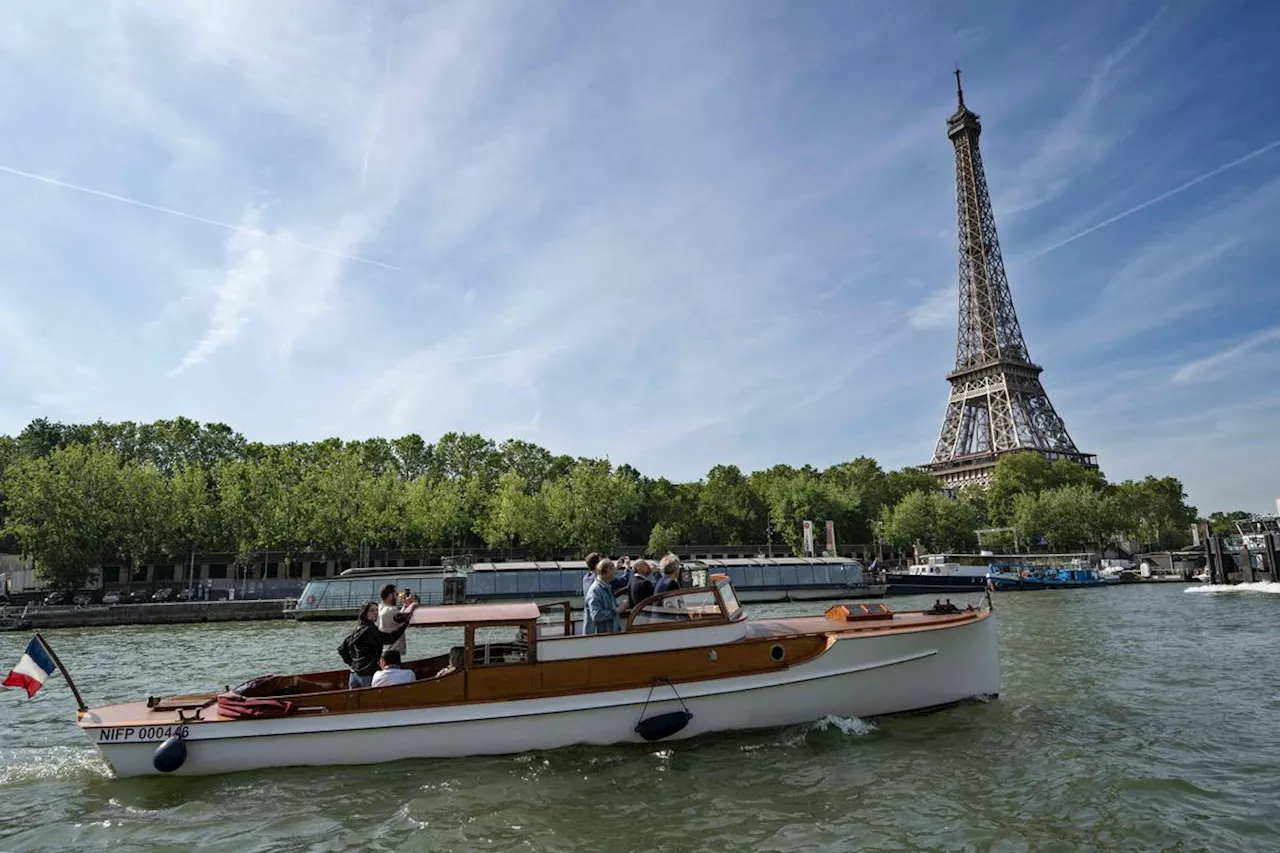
[2,584,1277,852]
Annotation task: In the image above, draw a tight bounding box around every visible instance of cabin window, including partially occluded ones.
[468,624,533,666]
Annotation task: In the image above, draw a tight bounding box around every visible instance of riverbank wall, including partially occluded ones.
[1,600,290,631]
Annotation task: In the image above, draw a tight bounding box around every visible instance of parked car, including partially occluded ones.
[102,591,122,605]
[73,593,92,607]
[174,588,193,601]
[125,590,149,604]
[44,590,73,606]
[151,588,174,602]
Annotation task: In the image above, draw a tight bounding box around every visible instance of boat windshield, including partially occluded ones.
[628,587,726,629]
[716,578,743,619]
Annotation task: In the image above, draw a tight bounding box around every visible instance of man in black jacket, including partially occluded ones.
[627,559,655,615]
[338,600,416,689]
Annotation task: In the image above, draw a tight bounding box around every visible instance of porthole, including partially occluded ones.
[769,644,785,662]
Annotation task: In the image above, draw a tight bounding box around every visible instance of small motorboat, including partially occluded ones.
[76,576,1000,777]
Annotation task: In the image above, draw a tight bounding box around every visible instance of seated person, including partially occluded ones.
[371,649,417,688]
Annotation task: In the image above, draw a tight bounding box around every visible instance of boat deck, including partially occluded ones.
[745,608,984,639]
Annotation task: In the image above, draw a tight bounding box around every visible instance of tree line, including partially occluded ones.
[0,417,1208,590]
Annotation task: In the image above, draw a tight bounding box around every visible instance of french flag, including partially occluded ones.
[3,637,57,698]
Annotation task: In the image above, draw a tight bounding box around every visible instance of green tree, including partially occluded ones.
[168,463,218,583]
[2,443,122,589]
[481,470,532,555]
[697,464,764,545]
[116,462,169,585]
[878,490,978,553]
[1011,485,1113,552]
[647,521,681,557]
[1206,510,1253,536]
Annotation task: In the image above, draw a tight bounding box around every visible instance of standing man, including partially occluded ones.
[582,553,601,599]
[584,559,622,634]
[376,583,412,656]
[628,559,655,611]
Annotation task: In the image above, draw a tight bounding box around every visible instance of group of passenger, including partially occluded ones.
[583,552,684,635]
[338,583,420,689]
[339,555,688,688]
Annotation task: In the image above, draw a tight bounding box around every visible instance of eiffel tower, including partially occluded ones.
[924,70,1096,488]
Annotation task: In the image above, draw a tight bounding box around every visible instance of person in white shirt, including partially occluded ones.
[376,583,411,656]
[370,650,416,688]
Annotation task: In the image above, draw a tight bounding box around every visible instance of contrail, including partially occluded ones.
[361,43,394,189]
[0,163,403,271]
[1030,137,1280,258]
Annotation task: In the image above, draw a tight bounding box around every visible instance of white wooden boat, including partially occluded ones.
[77,577,1000,777]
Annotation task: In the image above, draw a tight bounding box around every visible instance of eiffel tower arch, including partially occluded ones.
[923,71,1097,488]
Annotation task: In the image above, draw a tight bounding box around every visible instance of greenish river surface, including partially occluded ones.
[2,584,1278,852]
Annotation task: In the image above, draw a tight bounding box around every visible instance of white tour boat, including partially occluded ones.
[75,576,1000,777]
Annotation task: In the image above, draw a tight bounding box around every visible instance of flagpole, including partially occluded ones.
[35,633,87,712]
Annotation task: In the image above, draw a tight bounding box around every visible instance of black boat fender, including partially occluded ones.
[635,710,693,742]
[153,734,187,773]
[634,677,693,742]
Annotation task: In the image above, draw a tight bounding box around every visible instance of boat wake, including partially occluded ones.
[1186,581,1280,595]
[807,715,877,737]
[0,746,111,786]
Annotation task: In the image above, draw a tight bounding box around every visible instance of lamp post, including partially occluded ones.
[766,522,773,558]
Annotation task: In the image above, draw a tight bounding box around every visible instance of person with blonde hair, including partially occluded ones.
[584,558,622,634]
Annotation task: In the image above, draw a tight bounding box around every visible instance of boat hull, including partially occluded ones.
[86,611,999,777]
[884,574,988,595]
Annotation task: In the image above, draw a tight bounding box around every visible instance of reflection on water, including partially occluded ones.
[2,586,1279,852]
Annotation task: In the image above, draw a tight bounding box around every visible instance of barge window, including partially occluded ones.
[812,565,830,585]
[470,573,496,595]
[795,565,815,585]
[779,566,798,587]
[496,572,519,596]
[763,566,781,587]
[517,572,539,594]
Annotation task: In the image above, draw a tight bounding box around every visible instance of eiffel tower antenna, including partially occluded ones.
[924,73,1096,487]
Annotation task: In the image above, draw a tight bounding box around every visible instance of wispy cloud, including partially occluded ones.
[1174,326,1280,384]
[1030,137,1280,258]
[0,164,402,270]
[909,287,955,330]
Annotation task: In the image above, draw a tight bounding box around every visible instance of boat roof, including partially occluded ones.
[409,602,542,627]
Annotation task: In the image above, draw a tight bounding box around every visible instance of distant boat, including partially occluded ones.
[986,564,1116,590]
[885,554,992,594]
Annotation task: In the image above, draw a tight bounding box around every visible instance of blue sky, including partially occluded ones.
[1,1,1278,514]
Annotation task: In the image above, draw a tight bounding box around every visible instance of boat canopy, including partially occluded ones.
[410,602,542,627]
